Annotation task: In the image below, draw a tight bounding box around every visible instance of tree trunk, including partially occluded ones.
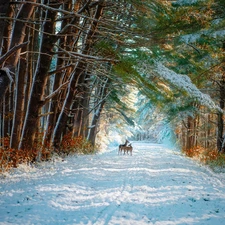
[79,75,91,138]
[88,77,109,146]
[53,2,105,147]
[0,0,10,47]
[20,1,61,150]
[11,41,28,149]
[217,41,225,152]
[217,80,225,152]
[0,69,11,99]
[0,0,12,56]
[71,71,89,137]
[44,0,74,144]
[1,1,36,144]
[5,0,36,69]
[186,116,195,150]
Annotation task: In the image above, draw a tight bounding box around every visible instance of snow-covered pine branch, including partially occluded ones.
[154,63,221,112]
[173,0,205,6]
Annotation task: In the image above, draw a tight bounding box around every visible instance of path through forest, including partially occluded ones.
[0,142,225,225]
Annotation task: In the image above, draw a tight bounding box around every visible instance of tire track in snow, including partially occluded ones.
[92,151,135,224]
[94,145,152,224]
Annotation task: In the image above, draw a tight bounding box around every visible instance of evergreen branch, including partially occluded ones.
[115,108,135,126]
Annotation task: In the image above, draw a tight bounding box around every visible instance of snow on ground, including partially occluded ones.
[0,142,225,225]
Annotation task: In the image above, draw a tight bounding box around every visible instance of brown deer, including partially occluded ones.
[123,143,133,156]
[118,139,129,155]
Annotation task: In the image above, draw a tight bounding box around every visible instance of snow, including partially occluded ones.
[155,63,221,112]
[180,29,225,44]
[212,30,225,39]
[1,142,225,225]
[180,33,202,44]
[173,0,205,6]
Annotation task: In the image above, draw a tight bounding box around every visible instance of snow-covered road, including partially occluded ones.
[0,142,225,225]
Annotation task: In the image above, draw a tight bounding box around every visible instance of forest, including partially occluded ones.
[0,0,225,170]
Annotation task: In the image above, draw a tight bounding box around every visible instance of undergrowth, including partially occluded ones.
[0,134,96,173]
[183,146,225,172]
[59,134,97,155]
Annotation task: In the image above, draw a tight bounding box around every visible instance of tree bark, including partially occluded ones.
[5,0,36,69]
[88,77,109,146]
[0,0,10,48]
[78,74,91,138]
[0,69,11,99]
[20,1,61,150]
[186,116,195,150]
[10,38,28,149]
[217,41,225,152]
[44,0,75,144]
[53,1,105,147]
[0,0,12,57]
[217,78,225,152]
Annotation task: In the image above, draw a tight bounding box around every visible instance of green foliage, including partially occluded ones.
[135,99,154,123]
[165,100,199,122]
[207,153,225,171]
[112,58,137,81]
[93,40,119,59]
[116,108,135,126]
[128,0,225,142]
[101,0,225,153]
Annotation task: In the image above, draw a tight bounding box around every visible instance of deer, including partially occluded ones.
[118,139,129,155]
[123,143,133,156]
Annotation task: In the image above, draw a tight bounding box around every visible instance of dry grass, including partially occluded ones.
[60,134,96,155]
[0,134,96,173]
[0,146,52,173]
[183,146,225,171]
